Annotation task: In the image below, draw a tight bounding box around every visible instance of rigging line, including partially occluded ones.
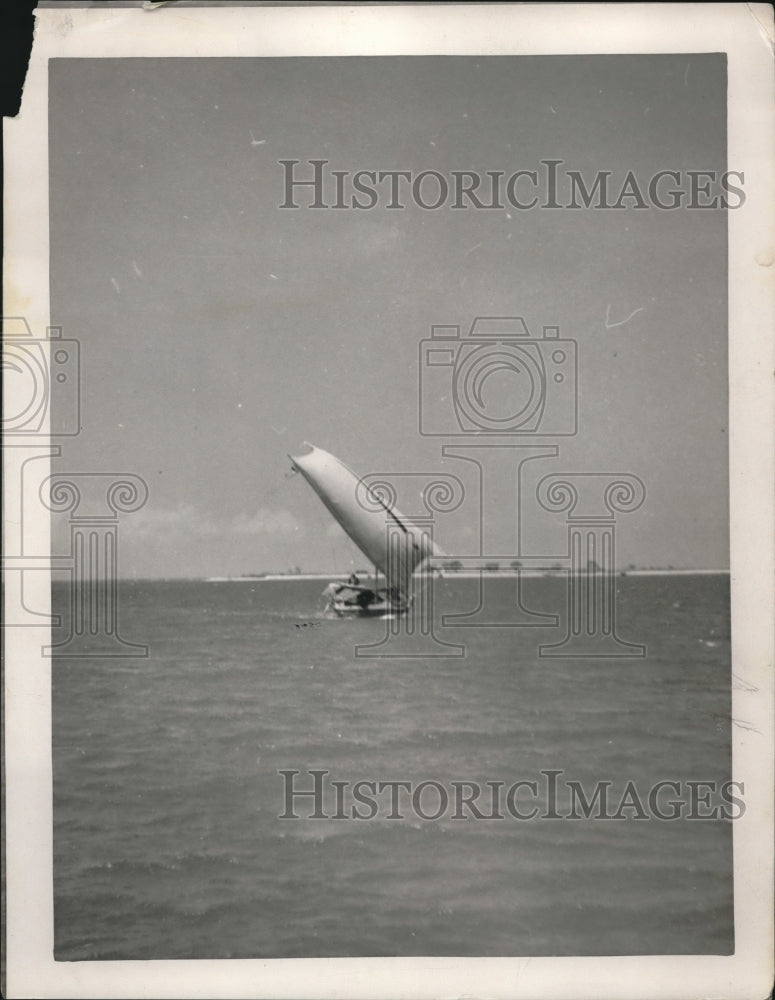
[366,485,409,535]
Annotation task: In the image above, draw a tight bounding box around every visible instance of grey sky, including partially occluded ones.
[49,54,729,577]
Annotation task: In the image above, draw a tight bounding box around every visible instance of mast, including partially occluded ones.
[289,444,438,598]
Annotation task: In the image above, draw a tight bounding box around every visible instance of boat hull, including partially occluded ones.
[330,600,406,619]
[324,581,408,618]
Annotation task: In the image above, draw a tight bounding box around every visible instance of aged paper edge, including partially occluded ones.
[3,4,774,998]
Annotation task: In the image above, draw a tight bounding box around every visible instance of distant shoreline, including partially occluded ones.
[204,568,730,582]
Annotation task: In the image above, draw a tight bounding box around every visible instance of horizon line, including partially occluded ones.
[49,568,732,583]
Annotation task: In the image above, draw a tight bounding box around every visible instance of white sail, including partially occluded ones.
[289,443,439,598]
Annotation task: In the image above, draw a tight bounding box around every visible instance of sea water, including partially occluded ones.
[52,574,733,959]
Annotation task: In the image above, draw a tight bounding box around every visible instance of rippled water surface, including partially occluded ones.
[52,575,733,959]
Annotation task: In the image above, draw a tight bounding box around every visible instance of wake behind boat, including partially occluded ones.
[289,444,440,618]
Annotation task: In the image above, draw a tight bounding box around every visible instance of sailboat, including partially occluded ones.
[289,443,440,617]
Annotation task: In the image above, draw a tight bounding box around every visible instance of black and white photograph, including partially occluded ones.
[3,4,773,998]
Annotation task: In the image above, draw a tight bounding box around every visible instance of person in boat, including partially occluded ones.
[327,574,358,597]
[356,588,376,608]
[387,586,404,607]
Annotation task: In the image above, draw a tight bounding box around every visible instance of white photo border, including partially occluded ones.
[3,4,774,997]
